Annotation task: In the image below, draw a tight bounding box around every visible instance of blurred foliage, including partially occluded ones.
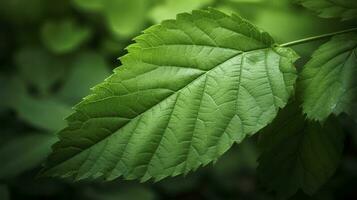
[0,133,57,179]
[0,0,356,199]
[41,19,92,54]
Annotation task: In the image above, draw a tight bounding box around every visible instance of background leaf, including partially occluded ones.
[57,51,111,104]
[41,19,92,54]
[14,46,67,95]
[3,77,72,131]
[299,33,357,121]
[0,133,57,179]
[13,96,72,132]
[297,0,357,20]
[257,103,345,199]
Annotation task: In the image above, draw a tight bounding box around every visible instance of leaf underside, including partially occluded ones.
[257,103,344,199]
[41,9,297,182]
[299,33,357,121]
[298,0,357,20]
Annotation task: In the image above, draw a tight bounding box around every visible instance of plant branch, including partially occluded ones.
[280,27,357,47]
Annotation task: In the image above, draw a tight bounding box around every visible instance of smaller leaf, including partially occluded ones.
[0,133,57,179]
[297,0,357,20]
[299,33,357,121]
[257,103,345,199]
[41,19,92,54]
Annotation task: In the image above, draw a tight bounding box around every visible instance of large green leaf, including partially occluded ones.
[257,103,344,199]
[299,33,357,121]
[0,134,57,179]
[41,9,298,181]
[297,0,357,20]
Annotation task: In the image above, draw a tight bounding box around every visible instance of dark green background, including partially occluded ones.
[1,0,356,199]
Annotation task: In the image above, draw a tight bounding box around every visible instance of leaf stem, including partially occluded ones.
[280,27,357,47]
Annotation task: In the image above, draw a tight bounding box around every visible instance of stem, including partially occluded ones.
[280,27,357,47]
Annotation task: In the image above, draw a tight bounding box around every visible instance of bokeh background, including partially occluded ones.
[1,0,357,199]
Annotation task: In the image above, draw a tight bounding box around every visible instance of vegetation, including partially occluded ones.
[1,0,356,199]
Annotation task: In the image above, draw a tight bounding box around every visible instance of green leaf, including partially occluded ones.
[41,19,92,54]
[149,0,213,23]
[0,134,57,179]
[41,9,298,182]
[257,103,344,199]
[297,0,357,20]
[299,33,357,121]
[57,51,111,104]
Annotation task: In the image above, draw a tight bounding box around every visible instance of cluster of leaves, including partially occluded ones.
[1,0,357,200]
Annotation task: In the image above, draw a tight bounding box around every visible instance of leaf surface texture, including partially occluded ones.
[299,33,357,121]
[298,0,357,20]
[42,9,298,181]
